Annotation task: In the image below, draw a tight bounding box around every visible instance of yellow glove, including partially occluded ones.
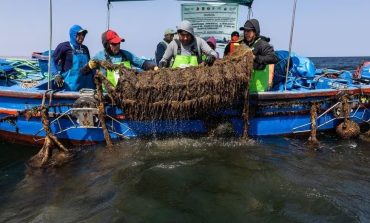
[88,60,98,69]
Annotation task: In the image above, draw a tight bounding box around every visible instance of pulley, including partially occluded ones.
[72,90,99,127]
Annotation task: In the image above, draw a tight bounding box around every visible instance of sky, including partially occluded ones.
[1,0,370,58]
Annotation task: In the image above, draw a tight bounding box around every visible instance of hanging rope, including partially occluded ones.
[47,0,53,90]
[28,105,72,168]
[94,73,114,150]
[308,103,320,147]
[284,0,298,91]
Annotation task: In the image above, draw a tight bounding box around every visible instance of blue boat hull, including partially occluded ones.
[1,82,369,145]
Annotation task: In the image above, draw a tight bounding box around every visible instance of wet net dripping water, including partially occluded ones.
[95,48,254,121]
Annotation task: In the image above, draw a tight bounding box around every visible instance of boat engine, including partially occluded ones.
[72,90,99,127]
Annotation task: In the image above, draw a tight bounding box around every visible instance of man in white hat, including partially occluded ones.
[155,28,176,65]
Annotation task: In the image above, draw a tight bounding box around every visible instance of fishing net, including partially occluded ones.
[97,47,254,120]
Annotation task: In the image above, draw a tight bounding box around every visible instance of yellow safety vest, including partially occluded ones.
[172,55,198,68]
[106,61,131,87]
[250,64,274,92]
[172,39,200,68]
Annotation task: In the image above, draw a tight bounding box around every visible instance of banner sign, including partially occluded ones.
[181,3,239,55]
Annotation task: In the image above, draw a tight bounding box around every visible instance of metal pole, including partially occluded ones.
[47,0,53,90]
[107,1,111,29]
[284,0,298,91]
[247,6,252,19]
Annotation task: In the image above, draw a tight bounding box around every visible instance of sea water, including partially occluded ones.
[0,57,370,223]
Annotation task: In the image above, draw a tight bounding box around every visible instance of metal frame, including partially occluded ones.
[292,99,370,133]
[33,107,134,141]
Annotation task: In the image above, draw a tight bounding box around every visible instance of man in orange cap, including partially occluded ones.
[87,29,157,87]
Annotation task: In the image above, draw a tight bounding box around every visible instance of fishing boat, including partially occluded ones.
[1,0,369,147]
[1,51,369,147]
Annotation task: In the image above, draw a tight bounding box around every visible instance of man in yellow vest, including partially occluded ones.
[239,19,278,92]
[86,29,157,87]
[158,20,218,69]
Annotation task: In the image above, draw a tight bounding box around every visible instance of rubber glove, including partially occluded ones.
[158,60,168,68]
[88,60,98,69]
[205,55,216,66]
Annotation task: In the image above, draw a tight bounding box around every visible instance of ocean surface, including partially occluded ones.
[1,57,370,223]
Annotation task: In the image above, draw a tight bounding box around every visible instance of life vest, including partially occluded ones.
[172,39,200,68]
[243,38,274,92]
[249,64,275,92]
[105,51,132,87]
[229,36,240,54]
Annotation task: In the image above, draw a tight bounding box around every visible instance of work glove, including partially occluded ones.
[88,60,98,69]
[54,74,64,88]
[205,55,216,66]
[158,60,168,68]
[142,61,157,71]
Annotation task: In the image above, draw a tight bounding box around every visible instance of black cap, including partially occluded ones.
[240,20,255,31]
[231,31,239,37]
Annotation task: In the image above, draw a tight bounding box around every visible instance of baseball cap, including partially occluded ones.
[106,30,125,44]
[164,28,176,35]
[240,20,255,31]
[77,29,88,35]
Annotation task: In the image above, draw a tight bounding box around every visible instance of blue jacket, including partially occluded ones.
[51,25,90,74]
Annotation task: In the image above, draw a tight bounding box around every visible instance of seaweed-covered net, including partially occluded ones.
[98,47,254,120]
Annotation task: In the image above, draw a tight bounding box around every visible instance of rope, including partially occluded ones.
[284,0,298,91]
[1,58,45,86]
[47,0,53,90]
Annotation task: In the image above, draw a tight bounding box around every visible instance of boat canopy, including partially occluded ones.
[108,0,254,7]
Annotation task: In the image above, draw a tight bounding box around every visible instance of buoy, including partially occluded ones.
[336,120,360,139]
[335,95,360,139]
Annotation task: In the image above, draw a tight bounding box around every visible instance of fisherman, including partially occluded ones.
[158,20,218,68]
[51,24,94,91]
[239,19,278,91]
[86,29,157,87]
[155,28,176,65]
[223,31,240,56]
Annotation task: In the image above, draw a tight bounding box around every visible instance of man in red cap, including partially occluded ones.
[87,29,157,87]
